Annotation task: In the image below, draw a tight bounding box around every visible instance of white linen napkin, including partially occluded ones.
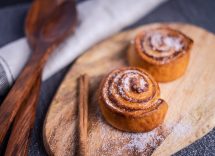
[0,0,167,97]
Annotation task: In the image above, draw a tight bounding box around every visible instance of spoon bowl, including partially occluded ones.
[26,0,77,48]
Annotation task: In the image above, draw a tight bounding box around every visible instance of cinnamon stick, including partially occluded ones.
[78,74,89,156]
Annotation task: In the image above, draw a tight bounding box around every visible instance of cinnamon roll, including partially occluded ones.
[128,27,193,82]
[98,67,168,132]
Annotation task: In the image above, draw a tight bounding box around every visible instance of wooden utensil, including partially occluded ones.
[0,0,77,149]
[5,75,41,156]
[43,23,215,155]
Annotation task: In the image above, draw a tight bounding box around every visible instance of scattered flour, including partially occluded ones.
[88,108,171,156]
[172,120,193,138]
[88,89,193,156]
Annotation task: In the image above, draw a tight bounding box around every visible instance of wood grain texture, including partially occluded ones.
[0,0,77,147]
[43,23,215,156]
[5,76,41,156]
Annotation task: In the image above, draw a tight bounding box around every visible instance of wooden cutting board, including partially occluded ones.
[43,23,215,156]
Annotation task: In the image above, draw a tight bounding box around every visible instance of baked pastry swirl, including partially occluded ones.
[98,67,168,132]
[128,27,193,82]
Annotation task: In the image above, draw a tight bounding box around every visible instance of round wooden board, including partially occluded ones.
[43,23,215,156]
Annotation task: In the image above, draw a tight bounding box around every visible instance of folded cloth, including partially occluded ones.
[0,0,166,97]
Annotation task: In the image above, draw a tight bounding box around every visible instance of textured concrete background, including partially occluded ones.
[0,0,214,155]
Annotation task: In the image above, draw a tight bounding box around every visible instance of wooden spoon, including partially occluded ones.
[0,0,77,149]
[5,76,41,156]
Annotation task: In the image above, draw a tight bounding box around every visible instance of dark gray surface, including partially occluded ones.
[0,0,31,8]
[0,0,215,155]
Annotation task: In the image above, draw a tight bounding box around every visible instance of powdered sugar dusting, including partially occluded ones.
[164,36,182,51]
[150,33,183,52]
[103,69,151,109]
[122,71,147,92]
[88,107,171,156]
[172,120,193,139]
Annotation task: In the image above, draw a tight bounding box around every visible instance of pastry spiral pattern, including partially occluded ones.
[98,67,168,132]
[128,26,193,82]
[140,28,187,63]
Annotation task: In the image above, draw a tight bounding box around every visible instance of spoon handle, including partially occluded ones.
[4,75,41,156]
[0,50,44,145]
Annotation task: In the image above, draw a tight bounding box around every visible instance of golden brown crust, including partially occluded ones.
[128,27,193,82]
[98,67,168,132]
